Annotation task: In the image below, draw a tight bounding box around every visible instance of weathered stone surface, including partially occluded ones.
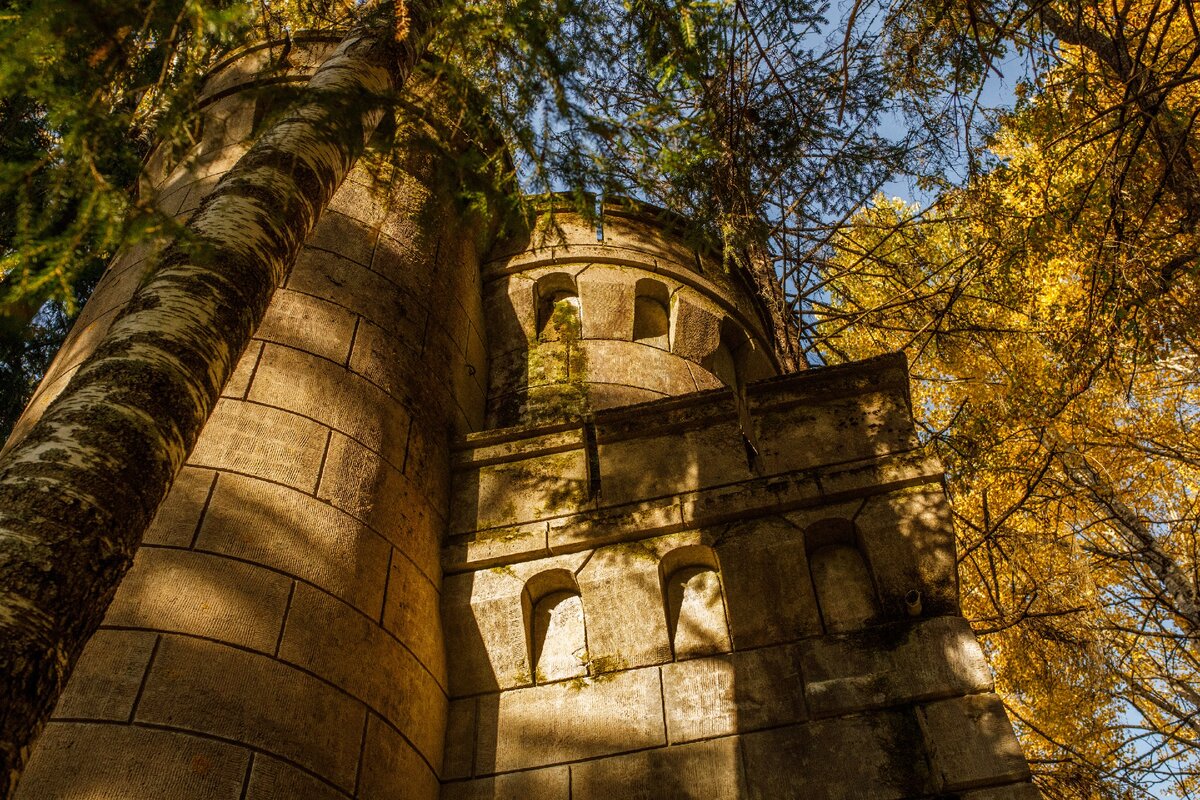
[579,339,698,395]
[184,140,250,181]
[14,722,250,800]
[920,694,1032,792]
[188,399,328,493]
[358,714,441,800]
[135,636,365,792]
[484,275,537,355]
[441,766,569,800]
[489,343,571,395]
[576,545,673,673]
[454,425,586,469]
[196,93,255,149]
[46,306,120,377]
[196,473,390,615]
[382,551,448,690]
[327,177,391,229]
[753,392,916,475]
[74,249,152,323]
[249,343,411,468]
[678,469,825,531]
[442,698,477,780]
[371,231,437,297]
[442,573,530,696]
[288,246,426,343]
[221,340,262,400]
[175,175,221,218]
[277,583,446,766]
[547,498,685,561]
[441,551,590,696]
[453,449,589,534]
[585,383,669,411]
[155,177,194,217]
[476,666,666,773]
[814,451,938,501]
[245,754,348,800]
[444,521,551,572]
[578,273,635,340]
[598,419,749,507]
[742,712,933,800]
[256,288,358,364]
[51,629,157,722]
[666,565,732,659]
[669,291,722,362]
[307,209,377,266]
[318,431,443,584]
[686,360,723,391]
[104,547,292,653]
[800,617,994,718]
[492,383,591,428]
[432,293,472,363]
[854,488,960,618]
[402,416,452,512]
[451,332,488,433]
[571,737,746,800]
[142,466,216,547]
[23,187,1039,800]
[662,644,807,742]
[349,316,441,409]
[716,518,823,647]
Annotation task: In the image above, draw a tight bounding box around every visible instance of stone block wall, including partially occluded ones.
[13,38,488,800]
[482,203,778,427]
[440,356,1040,799]
[5,34,1039,800]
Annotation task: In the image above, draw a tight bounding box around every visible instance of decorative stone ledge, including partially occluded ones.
[445,353,934,573]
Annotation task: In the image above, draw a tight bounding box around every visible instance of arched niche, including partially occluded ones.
[707,320,745,390]
[522,569,588,683]
[703,318,775,390]
[633,278,670,349]
[660,545,732,659]
[805,518,880,634]
[535,272,581,342]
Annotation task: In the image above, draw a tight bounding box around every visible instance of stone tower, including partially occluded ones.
[9,37,1040,800]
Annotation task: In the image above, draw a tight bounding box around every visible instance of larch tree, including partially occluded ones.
[819,0,1200,795]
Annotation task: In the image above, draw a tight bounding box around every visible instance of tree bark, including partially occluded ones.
[0,4,435,793]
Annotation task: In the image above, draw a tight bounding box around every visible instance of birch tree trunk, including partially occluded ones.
[0,4,435,793]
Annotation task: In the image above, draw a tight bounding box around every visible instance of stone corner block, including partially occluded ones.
[669,294,721,363]
[919,693,1032,793]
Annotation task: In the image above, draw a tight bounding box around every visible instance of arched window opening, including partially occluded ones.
[806,519,880,633]
[708,341,738,389]
[704,319,748,390]
[535,273,581,342]
[531,591,588,682]
[661,546,732,659]
[702,318,775,388]
[633,279,670,349]
[523,570,588,683]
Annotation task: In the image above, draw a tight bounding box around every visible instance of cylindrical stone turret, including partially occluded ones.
[482,198,779,428]
[14,37,490,800]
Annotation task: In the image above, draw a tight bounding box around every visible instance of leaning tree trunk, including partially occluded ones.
[0,3,434,793]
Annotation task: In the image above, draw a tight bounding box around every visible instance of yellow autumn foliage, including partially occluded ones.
[823,5,1200,796]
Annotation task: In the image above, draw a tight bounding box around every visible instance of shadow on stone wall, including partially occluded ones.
[442,360,1037,799]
